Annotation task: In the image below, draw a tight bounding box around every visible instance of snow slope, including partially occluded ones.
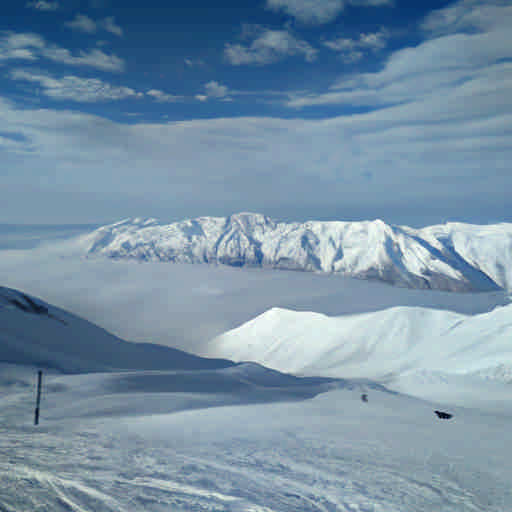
[1,364,511,511]
[75,213,512,292]
[0,286,233,373]
[1,286,512,510]
[209,303,512,386]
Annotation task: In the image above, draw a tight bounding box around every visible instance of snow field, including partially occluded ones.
[0,366,511,511]
[209,304,512,393]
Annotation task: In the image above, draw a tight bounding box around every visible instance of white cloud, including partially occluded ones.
[205,81,229,98]
[421,0,512,36]
[65,14,97,34]
[0,32,44,63]
[43,47,125,71]
[289,0,512,108]
[0,31,125,71]
[10,70,142,102]
[65,14,124,37]
[101,17,123,37]
[184,57,205,68]
[265,0,393,25]
[323,28,388,62]
[26,0,59,11]
[266,0,345,24]
[146,89,181,102]
[0,1,510,227]
[225,27,317,65]
[0,73,510,226]
[195,81,231,102]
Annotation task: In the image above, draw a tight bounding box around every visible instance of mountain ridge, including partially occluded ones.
[75,213,512,292]
[208,303,512,384]
[0,286,234,373]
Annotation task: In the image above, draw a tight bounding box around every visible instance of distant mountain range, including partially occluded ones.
[76,213,512,293]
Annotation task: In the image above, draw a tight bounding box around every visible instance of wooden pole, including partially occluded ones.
[34,370,42,426]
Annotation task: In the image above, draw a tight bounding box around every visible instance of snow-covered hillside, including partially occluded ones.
[209,303,512,386]
[0,286,233,373]
[2,286,512,510]
[76,213,512,292]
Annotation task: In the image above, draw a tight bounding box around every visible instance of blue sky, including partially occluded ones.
[1,0,511,225]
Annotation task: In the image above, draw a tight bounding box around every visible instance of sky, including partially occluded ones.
[1,0,511,226]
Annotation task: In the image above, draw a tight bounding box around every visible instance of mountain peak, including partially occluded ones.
[76,213,512,292]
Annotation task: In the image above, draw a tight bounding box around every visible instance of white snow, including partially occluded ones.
[1,285,512,510]
[209,304,512,396]
[1,362,511,511]
[0,286,233,373]
[72,213,512,292]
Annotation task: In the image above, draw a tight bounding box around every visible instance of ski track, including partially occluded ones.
[1,385,508,512]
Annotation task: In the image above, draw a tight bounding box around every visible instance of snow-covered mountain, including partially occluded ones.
[208,303,512,384]
[76,213,512,292]
[0,286,233,373]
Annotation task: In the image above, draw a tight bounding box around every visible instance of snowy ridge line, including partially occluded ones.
[208,303,512,385]
[0,286,234,373]
[75,213,512,292]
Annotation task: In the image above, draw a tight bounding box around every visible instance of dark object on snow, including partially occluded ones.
[34,370,43,426]
[434,410,453,420]
[361,393,368,403]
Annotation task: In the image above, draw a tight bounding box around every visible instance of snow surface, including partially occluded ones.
[0,286,233,373]
[1,363,511,511]
[209,304,512,389]
[1,286,512,510]
[74,213,512,292]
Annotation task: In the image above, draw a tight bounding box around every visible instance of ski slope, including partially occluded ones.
[1,286,512,510]
[1,363,511,512]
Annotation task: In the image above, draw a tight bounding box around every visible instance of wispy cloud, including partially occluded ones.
[0,32,44,63]
[421,0,512,37]
[184,57,205,68]
[43,47,124,71]
[65,14,97,34]
[0,31,125,71]
[323,28,388,62]
[146,89,181,102]
[65,14,124,37]
[0,75,510,226]
[26,0,59,11]
[225,26,317,65]
[102,17,123,37]
[265,0,393,25]
[288,0,512,108]
[9,69,142,102]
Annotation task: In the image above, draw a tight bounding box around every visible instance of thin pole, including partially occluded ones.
[34,370,42,426]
